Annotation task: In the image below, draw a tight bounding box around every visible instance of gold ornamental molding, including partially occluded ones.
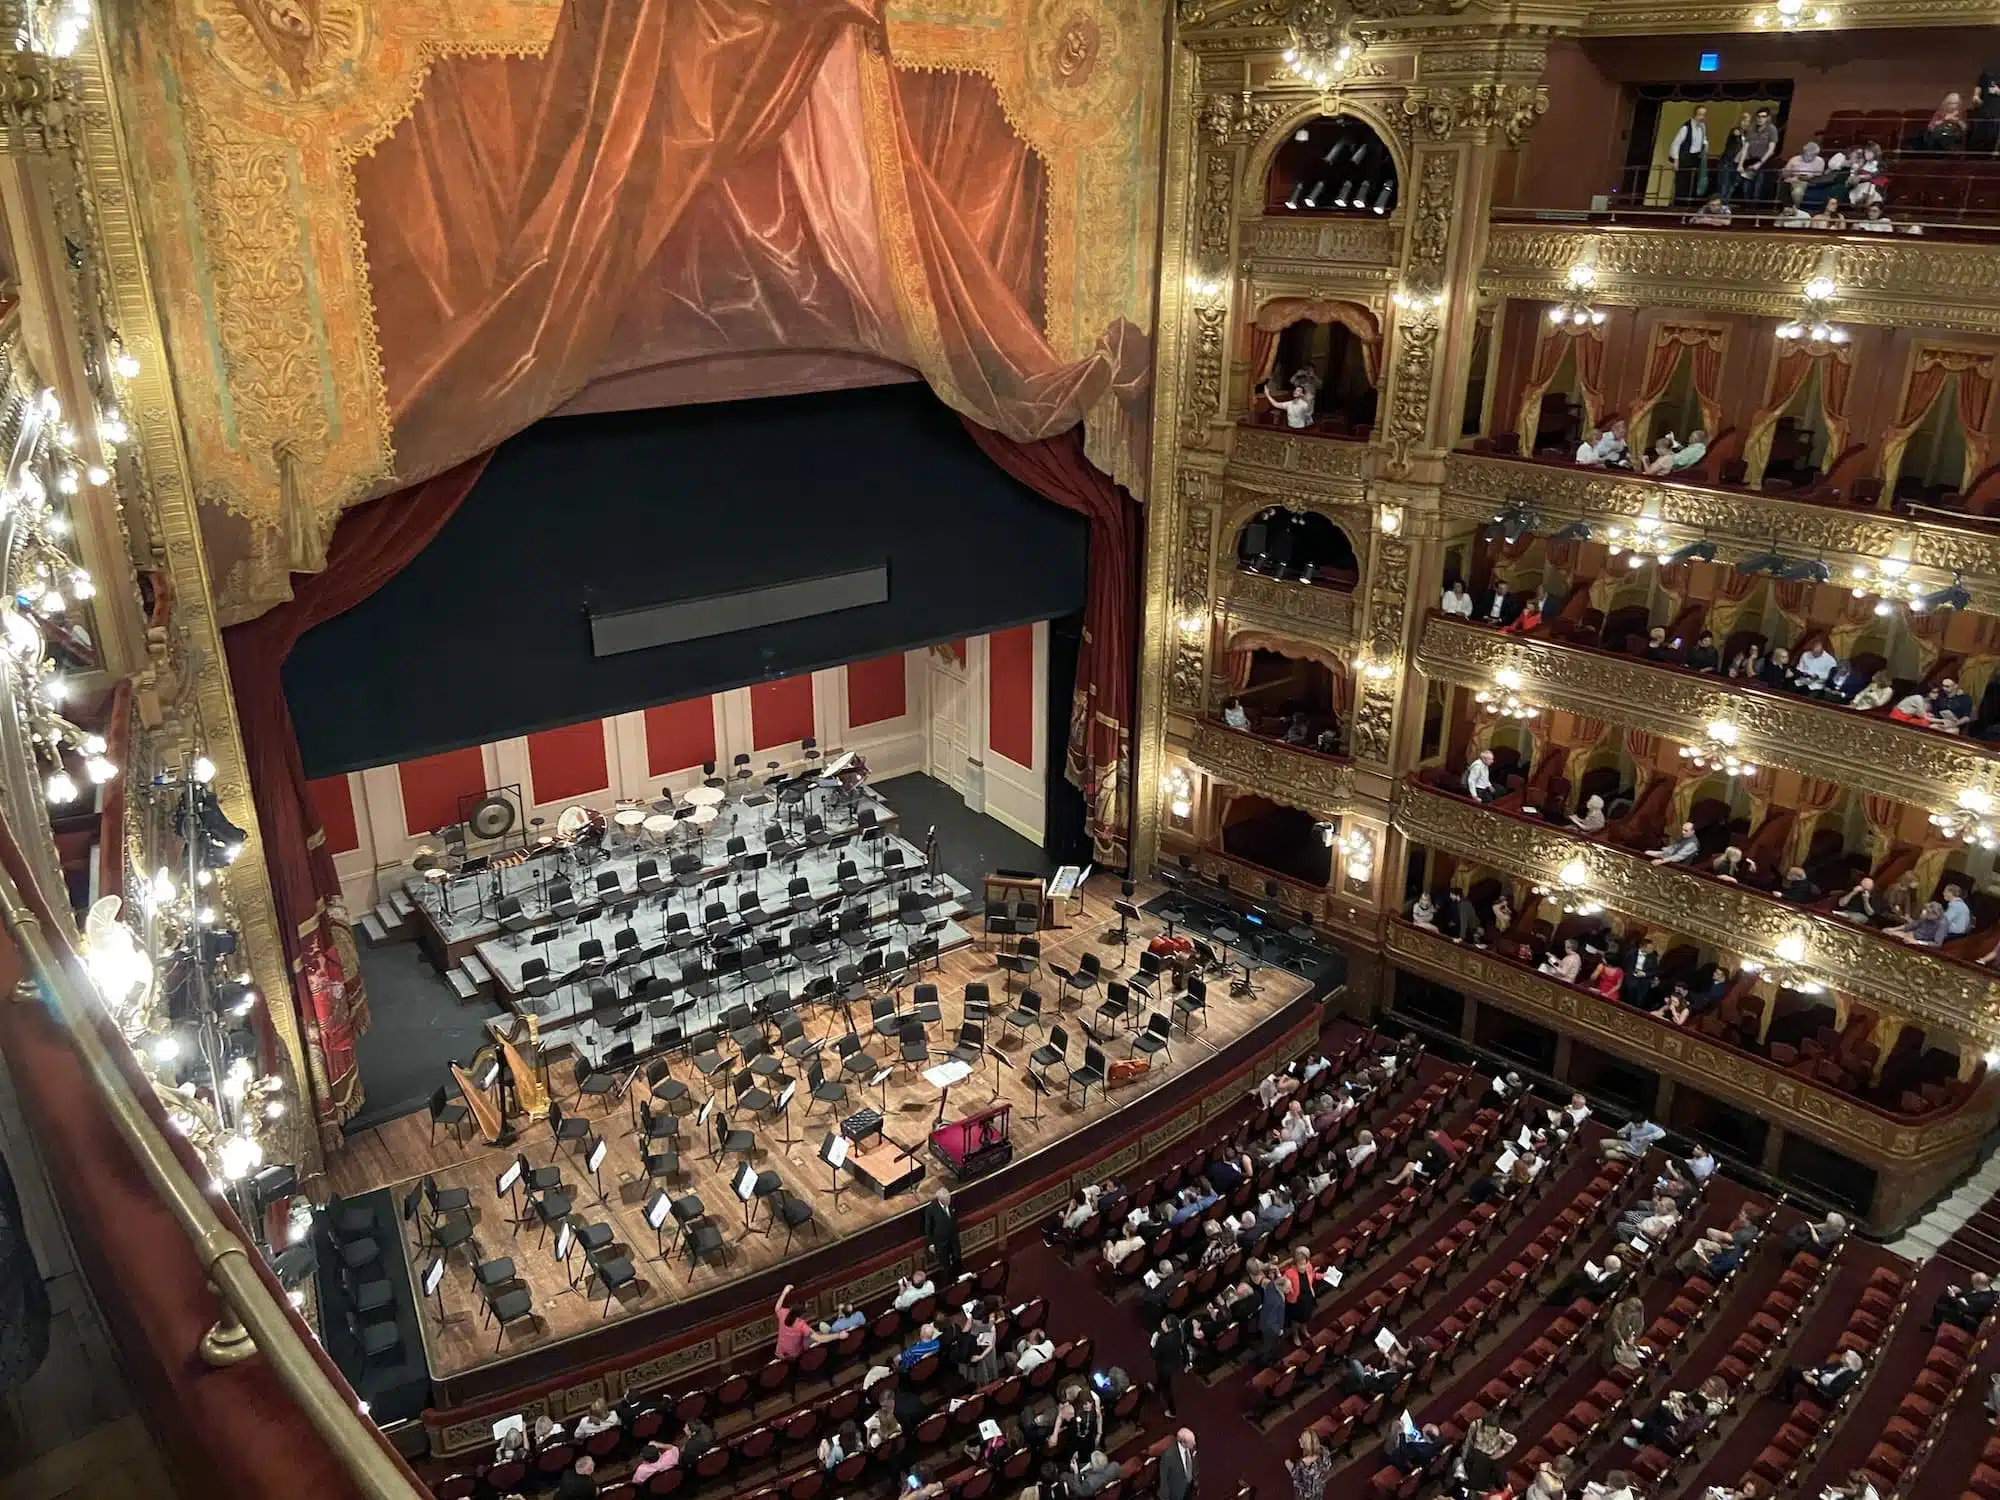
[1442,452,2000,609]
[1189,719,1356,816]
[1483,223,2000,338]
[1415,614,2000,810]
[1386,920,1995,1165]
[1187,844,1332,921]
[1394,779,2000,1041]
[1219,567,1360,638]
[1581,0,1998,32]
[1228,425,1372,497]
[1247,218,1401,273]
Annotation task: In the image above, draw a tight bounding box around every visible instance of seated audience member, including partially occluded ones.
[1675,1225,1747,1279]
[495,1421,530,1463]
[1890,901,1950,947]
[1505,588,1548,635]
[1845,141,1885,204]
[1640,435,1681,476]
[1576,419,1630,468]
[1525,1457,1578,1500]
[1601,1118,1665,1162]
[1757,647,1794,693]
[1891,693,1932,725]
[1811,198,1847,231]
[1620,939,1658,1003]
[1625,1380,1725,1455]
[1794,641,1838,692]
[1479,581,1518,627]
[1709,846,1750,882]
[1262,375,1317,428]
[893,1273,936,1312]
[1834,877,1875,922]
[1206,1148,1254,1194]
[898,1321,942,1372]
[632,1442,680,1482]
[1660,985,1694,1027]
[1642,626,1673,660]
[1850,671,1895,711]
[1604,1295,1650,1371]
[1779,866,1820,905]
[1442,579,1474,617]
[1585,1472,1640,1500]
[1013,1328,1056,1373]
[1102,1228,1147,1269]
[1684,631,1720,673]
[1649,430,1708,475]
[573,1400,621,1440]
[1464,749,1499,803]
[1221,696,1249,731]
[1571,794,1607,834]
[1346,1129,1378,1171]
[1688,196,1732,225]
[1385,1419,1442,1474]
[679,1416,717,1460]
[1727,642,1764,680]
[1855,201,1895,231]
[1617,1195,1682,1244]
[1073,1450,1123,1496]
[1589,958,1625,999]
[1932,677,1976,733]
[1409,892,1439,932]
[1549,1093,1591,1137]
[1928,91,1969,149]
[1784,1212,1847,1256]
[1780,141,1827,203]
[1664,1144,1717,1191]
[1779,1347,1864,1404]
[1539,938,1583,983]
[1647,821,1701,866]
[1928,1271,2000,1332]
[1281,711,1310,745]
[1688,967,1730,1015]
[1820,658,1872,702]
[1944,883,1974,937]
[1544,1252,1627,1306]
[555,1457,600,1500]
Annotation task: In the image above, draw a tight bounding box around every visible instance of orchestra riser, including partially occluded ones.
[324,875,1319,1386]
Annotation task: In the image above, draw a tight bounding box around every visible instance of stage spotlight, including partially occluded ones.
[1551,520,1594,543]
[1372,183,1394,214]
[1919,578,1973,613]
[1779,557,1832,583]
[1666,539,1717,565]
[1478,502,1542,545]
[1734,550,1785,577]
[174,782,247,869]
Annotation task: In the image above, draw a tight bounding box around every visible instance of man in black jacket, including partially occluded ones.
[1476,582,1522,628]
[920,1188,962,1278]
[1150,1313,1190,1419]
[1929,1272,1999,1333]
[1779,1348,1863,1404]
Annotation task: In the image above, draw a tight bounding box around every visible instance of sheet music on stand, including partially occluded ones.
[923,1060,973,1090]
[821,1132,850,1169]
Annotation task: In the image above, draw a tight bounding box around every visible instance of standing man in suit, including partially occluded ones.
[920,1188,962,1278]
[1158,1428,1198,1500]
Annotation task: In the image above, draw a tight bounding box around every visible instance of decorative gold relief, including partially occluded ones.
[1195,147,1239,265]
[1580,0,1997,35]
[1171,486,1216,711]
[1350,533,1410,761]
[1182,302,1230,447]
[1190,719,1355,814]
[1442,452,2000,609]
[1386,920,1991,1164]
[1230,426,1371,489]
[1199,90,1291,144]
[1399,84,1548,146]
[1218,568,1358,636]
[1380,151,1455,478]
[1248,219,1400,268]
[1415,614,2000,810]
[0,44,72,153]
[1483,224,2000,337]
[1394,780,2000,1041]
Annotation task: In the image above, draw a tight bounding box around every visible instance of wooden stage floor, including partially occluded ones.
[325,876,1316,1384]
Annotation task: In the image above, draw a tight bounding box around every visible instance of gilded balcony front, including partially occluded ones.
[1216,568,1358,641]
[1441,451,2000,611]
[1386,918,1994,1169]
[1188,719,1355,818]
[1481,221,2000,338]
[1393,778,2000,1042]
[1413,613,2000,809]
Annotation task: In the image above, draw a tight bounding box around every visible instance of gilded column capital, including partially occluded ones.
[0,28,70,155]
[1398,83,1548,146]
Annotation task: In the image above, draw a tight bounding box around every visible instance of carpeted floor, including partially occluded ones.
[348,942,508,1134]
[874,771,1053,895]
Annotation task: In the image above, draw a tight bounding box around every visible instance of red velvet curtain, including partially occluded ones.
[220,457,492,1146]
[960,419,1138,866]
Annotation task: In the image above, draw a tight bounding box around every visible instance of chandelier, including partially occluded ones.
[1475,669,1538,721]
[1548,263,1607,330]
[1677,720,1757,780]
[1775,275,1847,349]
[1757,0,1833,26]
[1931,788,2000,850]
[1280,0,1362,94]
[1531,858,1601,917]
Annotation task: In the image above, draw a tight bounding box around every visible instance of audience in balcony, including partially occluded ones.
[1646,821,1702,865]
[1539,936,1583,982]
[1221,696,1249,731]
[555,1456,600,1500]
[1570,794,1607,834]
[1928,93,1970,152]
[1588,956,1625,999]
[1889,899,1951,946]
[1441,579,1474,618]
[1671,106,1714,204]
[1780,1346,1864,1407]
[1928,1271,1999,1332]
[1261,372,1319,429]
[1465,749,1499,802]
[1688,196,1733,226]
[1640,429,1708,475]
[1524,1456,1577,1500]
[1576,418,1631,468]
[1479,580,1522,626]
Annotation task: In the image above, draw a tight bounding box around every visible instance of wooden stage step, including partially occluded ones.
[359,913,390,946]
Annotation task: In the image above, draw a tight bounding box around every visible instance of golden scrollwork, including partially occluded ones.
[1198,90,1292,144]
[1190,719,1355,815]
[1229,425,1371,489]
[1415,613,2000,810]
[1385,920,1992,1164]
[1181,302,1230,448]
[0,44,71,153]
[1398,83,1548,146]
[1171,486,1216,712]
[1580,0,1996,34]
[1247,218,1401,269]
[1442,451,2000,609]
[1482,223,2000,337]
[1219,567,1359,637]
[1195,146,1239,266]
[1394,779,2000,1042]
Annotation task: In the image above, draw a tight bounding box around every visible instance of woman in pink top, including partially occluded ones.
[632,1442,680,1482]
[774,1282,826,1359]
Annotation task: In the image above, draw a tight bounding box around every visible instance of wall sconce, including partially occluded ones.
[1757,0,1833,23]
[1338,827,1374,884]
[1166,766,1194,821]
[1931,787,1999,849]
[1558,857,1589,888]
[1185,271,1229,303]
[1177,606,1209,636]
[1377,503,1404,537]
[1392,287,1444,314]
[1352,641,1396,682]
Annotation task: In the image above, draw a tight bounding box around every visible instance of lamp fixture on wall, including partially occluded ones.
[1377,503,1403,536]
[1931,787,1999,850]
[1756,0,1833,27]
[1351,642,1395,681]
[1166,765,1194,821]
[1531,857,1601,916]
[1338,827,1374,883]
[1474,669,1538,721]
[1279,0,1363,96]
[1677,720,1756,780]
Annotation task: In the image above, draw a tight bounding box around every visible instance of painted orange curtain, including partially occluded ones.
[1626,323,1727,455]
[1514,317,1606,456]
[1880,346,1999,492]
[1743,344,1851,485]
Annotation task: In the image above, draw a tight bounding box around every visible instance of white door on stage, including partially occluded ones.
[927,650,971,795]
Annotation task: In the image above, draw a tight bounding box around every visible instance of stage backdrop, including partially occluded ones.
[117,0,1164,626]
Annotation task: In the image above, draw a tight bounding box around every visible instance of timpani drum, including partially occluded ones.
[686,784,726,808]
[642,813,675,847]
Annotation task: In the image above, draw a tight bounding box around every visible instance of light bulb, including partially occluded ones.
[55,469,77,494]
[85,756,116,785]
[45,770,76,804]
[191,755,216,783]
[85,465,109,486]
[1805,276,1835,302]
[113,352,140,379]
[152,1035,181,1063]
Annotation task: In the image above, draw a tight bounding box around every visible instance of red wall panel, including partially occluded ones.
[989,625,1036,768]
[846,654,907,728]
[526,721,610,805]
[306,774,360,856]
[644,696,717,776]
[751,675,816,751]
[398,747,487,836]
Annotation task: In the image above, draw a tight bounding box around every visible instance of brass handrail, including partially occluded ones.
[0,826,422,1500]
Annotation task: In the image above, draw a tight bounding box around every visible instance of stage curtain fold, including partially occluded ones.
[1627,324,1727,456]
[221,456,492,1147]
[1514,320,1603,455]
[1247,326,1280,391]
[1253,297,1384,386]
[1820,346,1853,471]
[959,419,1138,867]
[1742,346,1820,486]
[1222,629,1353,713]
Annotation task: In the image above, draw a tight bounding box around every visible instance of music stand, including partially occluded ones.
[983,1042,1012,1097]
[1109,900,1142,966]
[422,1253,456,1324]
[775,1080,800,1148]
[997,951,1034,999]
[732,1162,760,1235]
[583,1134,610,1205]
[820,1130,850,1214]
[866,1066,893,1112]
[1023,1066,1050,1127]
[496,1156,526,1224]
[642,1188,674,1261]
[552,1219,581,1296]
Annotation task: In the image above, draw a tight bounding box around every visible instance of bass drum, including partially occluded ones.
[555,804,607,848]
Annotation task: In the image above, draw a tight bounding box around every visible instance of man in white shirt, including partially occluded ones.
[1262,377,1316,429]
[893,1274,935,1311]
[1548,1093,1591,1138]
[1794,643,1838,692]
[1280,1101,1314,1147]
[1441,581,1474,617]
[1103,1231,1147,1267]
[1221,697,1250,731]
[1670,105,1711,205]
[1464,750,1497,803]
[1576,419,1630,468]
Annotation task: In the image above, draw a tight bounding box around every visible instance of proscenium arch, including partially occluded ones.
[1238,95,1413,223]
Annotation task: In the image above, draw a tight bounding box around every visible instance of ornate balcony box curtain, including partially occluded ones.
[960,419,1140,867]
[221,457,491,1146]
[1625,322,1726,458]
[1513,314,1606,457]
[1743,342,1852,487]
[1246,297,1384,391]
[1880,346,1997,495]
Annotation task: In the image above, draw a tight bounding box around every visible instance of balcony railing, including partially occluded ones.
[1230,420,1372,491]
[1215,567,1358,640]
[1441,450,2000,612]
[1394,777,2000,1043]
[1384,918,1994,1166]
[1413,612,2000,809]
[1188,718,1355,816]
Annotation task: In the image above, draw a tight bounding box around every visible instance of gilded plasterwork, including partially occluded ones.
[1483,224,2000,336]
[1247,218,1401,269]
[1395,779,2000,1040]
[1190,719,1355,814]
[1416,614,2000,809]
[1386,921,1991,1163]
[1442,451,2000,608]
[1218,568,1358,637]
[1581,0,1999,32]
[1228,427,1371,491]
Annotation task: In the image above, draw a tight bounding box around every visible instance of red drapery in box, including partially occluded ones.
[221,456,492,1147]
[1513,318,1605,456]
[960,419,1139,867]
[1626,322,1726,456]
[1745,344,1851,484]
